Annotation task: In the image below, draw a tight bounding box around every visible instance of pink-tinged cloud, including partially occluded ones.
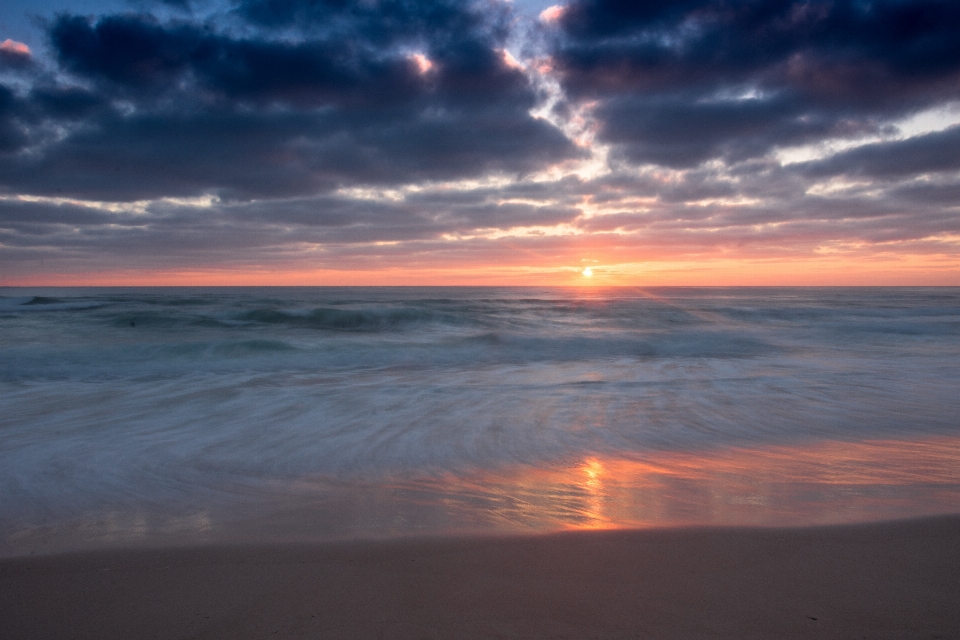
[500,49,523,70]
[0,39,31,57]
[539,5,565,23]
[409,52,433,75]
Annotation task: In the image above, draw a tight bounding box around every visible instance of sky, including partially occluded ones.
[1,0,959,286]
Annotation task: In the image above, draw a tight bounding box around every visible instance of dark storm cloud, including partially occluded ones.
[401,187,581,227]
[0,199,123,227]
[234,0,504,43]
[0,45,34,70]
[0,197,417,267]
[0,0,577,201]
[48,13,425,104]
[0,85,29,154]
[0,183,583,271]
[595,92,888,168]
[800,124,960,178]
[889,180,960,205]
[552,0,960,168]
[551,154,959,254]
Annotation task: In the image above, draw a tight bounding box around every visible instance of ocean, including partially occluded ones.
[2,287,959,555]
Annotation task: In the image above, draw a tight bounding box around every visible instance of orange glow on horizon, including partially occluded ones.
[4,252,959,287]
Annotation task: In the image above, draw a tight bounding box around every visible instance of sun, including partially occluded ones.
[582,267,593,277]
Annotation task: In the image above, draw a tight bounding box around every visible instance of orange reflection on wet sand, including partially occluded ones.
[401,436,960,532]
[11,436,960,555]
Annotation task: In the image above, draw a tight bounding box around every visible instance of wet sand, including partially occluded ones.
[2,515,959,640]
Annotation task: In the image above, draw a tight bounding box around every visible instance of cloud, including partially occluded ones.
[0,1,577,201]
[1,0,958,282]
[800,124,960,178]
[0,85,30,153]
[0,180,584,272]
[596,91,868,168]
[551,0,960,169]
[539,5,565,23]
[0,39,31,61]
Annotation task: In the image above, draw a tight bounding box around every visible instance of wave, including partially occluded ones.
[0,296,105,313]
[236,306,475,331]
[22,296,61,305]
[454,331,779,361]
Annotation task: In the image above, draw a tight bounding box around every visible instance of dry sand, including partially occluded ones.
[3,515,960,639]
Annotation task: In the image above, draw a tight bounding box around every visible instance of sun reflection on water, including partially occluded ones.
[403,436,960,533]
[577,457,610,529]
[9,436,960,555]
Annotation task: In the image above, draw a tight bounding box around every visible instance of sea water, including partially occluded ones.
[2,287,959,554]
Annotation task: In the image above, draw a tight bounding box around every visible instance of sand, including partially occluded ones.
[3,515,960,640]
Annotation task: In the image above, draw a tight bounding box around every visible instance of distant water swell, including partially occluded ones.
[1,287,959,550]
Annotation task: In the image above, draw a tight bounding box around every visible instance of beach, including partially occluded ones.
[3,516,960,639]
[4,0,960,629]
[2,287,959,637]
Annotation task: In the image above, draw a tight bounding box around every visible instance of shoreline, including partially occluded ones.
[3,514,959,639]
